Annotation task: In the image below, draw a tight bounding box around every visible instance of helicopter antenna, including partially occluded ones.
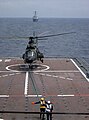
[33,31,36,37]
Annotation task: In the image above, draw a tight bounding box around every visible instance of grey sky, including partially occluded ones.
[0,0,89,18]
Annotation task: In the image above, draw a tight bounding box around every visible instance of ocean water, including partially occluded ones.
[0,18,89,63]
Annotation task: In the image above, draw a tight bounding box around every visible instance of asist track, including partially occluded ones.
[0,58,89,120]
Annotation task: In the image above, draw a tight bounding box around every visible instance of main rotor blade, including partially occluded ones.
[0,32,76,40]
[37,32,76,38]
[0,36,29,40]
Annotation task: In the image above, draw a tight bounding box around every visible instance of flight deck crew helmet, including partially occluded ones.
[47,101,51,104]
[40,97,45,101]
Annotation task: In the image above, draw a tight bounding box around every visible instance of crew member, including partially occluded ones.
[46,101,53,120]
[32,97,47,119]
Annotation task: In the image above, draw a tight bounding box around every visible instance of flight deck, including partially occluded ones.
[0,58,89,120]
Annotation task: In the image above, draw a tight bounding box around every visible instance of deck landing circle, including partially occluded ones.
[6,63,50,72]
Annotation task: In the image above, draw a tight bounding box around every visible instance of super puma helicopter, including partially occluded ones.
[22,31,75,65]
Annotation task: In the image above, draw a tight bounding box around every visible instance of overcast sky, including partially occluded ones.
[0,0,89,18]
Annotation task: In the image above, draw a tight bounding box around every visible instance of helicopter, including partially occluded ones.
[22,31,75,65]
[22,34,44,64]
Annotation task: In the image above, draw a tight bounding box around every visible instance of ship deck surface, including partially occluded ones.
[0,58,89,120]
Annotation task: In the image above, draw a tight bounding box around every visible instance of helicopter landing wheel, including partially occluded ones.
[28,64,39,70]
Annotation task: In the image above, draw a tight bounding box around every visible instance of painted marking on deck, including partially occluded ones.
[24,72,29,95]
[5,59,11,62]
[26,94,75,97]
[6,64,22,72]
[27,95,42,97]
[0,94,89,98]
[2,74,8,77]
[0,95,9,98]
[58,94,74,97]
[71,59,89,82]
[0,59,2,62]
[0,58,88,99]
[27,94,89,97]
[6,64,50,72]
[9,73,15,76]
[67,78,73,80]
[35,73,73,81]
[0,73,21,78]
[59,76,65,79]
[16,73,21,75]
[0,71,17,73]
[36,70,80,73]
[46,74,52,77]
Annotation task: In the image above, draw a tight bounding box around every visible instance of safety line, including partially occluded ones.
[24,72,29,95]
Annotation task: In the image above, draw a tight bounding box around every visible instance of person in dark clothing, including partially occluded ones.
[32,97,47,119]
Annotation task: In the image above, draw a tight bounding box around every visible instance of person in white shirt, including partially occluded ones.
[46,101,53,120]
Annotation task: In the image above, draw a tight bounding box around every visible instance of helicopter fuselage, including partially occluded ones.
[22,39,44,64]
[22,50,36,64]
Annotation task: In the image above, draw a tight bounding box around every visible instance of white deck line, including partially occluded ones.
[0,95,9,97]
[2,75,8,77]
[5,59,11,62]
[27,94,75,97]
[57,95,74,97]
[27,95,42,97]
[24,72,29,95]
[71,59,89,82]
[0,59,2,62]
[35,70,79,73]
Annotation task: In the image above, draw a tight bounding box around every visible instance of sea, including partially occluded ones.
[0,18,89,64]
